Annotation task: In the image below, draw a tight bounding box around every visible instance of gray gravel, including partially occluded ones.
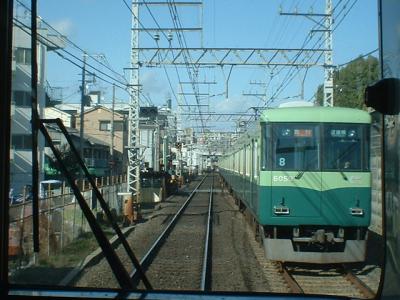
[74,175,289,293]
[211,180,284,292]
[137,186,210,290]
[74,181,200,288]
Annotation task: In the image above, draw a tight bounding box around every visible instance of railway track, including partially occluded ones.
[279,262,376,298]
[132,174,214,290]
[72,173,380,296]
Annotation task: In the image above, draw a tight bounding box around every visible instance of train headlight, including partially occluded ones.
[350,207,364,216]
[348,130,356,137]
[273,206,290,215]
[281,128,291,136]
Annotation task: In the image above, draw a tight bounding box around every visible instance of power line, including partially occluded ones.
[13,19,131,92]
[121,0,159,40]
[337,48,378,68]
[168,1,204,121]
[13,19,157,106]
[16,0,128,83]
[166,1,205,131]
[266,0,357,105]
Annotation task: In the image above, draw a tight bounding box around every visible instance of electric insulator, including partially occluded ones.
[167,31,173,41]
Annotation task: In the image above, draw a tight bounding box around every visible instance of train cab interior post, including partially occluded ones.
[1,0,400,299]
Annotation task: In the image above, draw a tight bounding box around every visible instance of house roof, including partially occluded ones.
[67,128,110,147]
[75,104,126,118]
[44,106,72,116]
[46,125,109,148]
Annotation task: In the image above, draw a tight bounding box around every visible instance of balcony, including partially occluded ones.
[84,158,108,168]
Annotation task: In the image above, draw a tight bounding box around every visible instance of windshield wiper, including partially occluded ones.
[295,170,305,179]
[339,169,348,181]
[295,156,318,179]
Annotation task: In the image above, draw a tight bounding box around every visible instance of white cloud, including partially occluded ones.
[141,71,167,94]
[214,96,259,113]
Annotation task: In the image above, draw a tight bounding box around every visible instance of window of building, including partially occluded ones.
[12,134,32,150]
[114,121,124,131]
[99,121,111,131]
[13,90,31,107]
[15,47,32,65]
[99,120,124,131]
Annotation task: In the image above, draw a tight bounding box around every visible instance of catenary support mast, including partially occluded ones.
[127,1,140,200]
[280,0,334,106]
[323,0,334,107]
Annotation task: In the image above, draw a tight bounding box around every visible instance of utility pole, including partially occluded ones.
[177,85,183,143]
[110,84,115,175]
[280,0,333,106]
[80,53,87,165]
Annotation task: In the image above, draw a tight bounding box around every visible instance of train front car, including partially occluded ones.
[259,106,371,263]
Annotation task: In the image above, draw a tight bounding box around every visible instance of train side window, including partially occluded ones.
[253,140,258,179]
[261,123,271,170]
[242,147,246,175]
[246,144,251,177]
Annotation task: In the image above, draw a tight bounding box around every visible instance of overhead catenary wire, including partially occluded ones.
[142,0,190,107]
[337,48,378,68]
[266,0,358,105]
[251,0,340,108]
[264,0,346,103]
[167,1,206,130]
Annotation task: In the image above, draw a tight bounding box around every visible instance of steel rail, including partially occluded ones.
[279,263,304,294]
[342,264,376,299]
[130,175,208,283]
[200,176,214,291]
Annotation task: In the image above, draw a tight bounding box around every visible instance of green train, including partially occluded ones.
[219,105,371,263]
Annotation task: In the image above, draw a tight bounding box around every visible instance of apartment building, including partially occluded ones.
[10,22,65,194]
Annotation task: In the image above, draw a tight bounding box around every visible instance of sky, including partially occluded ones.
[32,0,379,131]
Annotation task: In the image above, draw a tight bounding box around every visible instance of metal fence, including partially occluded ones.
[8,175,127,263]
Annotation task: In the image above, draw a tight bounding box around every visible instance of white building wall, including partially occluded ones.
[10,25,64,194]
[44,107,72,127]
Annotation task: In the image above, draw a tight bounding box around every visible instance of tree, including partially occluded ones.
[315,55,379,109]
[47,144,81,177]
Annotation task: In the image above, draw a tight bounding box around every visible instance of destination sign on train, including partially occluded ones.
[293,129,313,137]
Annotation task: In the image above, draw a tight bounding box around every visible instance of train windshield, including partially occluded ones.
[267,123,370,172]
[271,123,320,171]
[322,124,370,171]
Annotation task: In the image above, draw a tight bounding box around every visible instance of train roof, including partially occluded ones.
[259,106,371,124]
